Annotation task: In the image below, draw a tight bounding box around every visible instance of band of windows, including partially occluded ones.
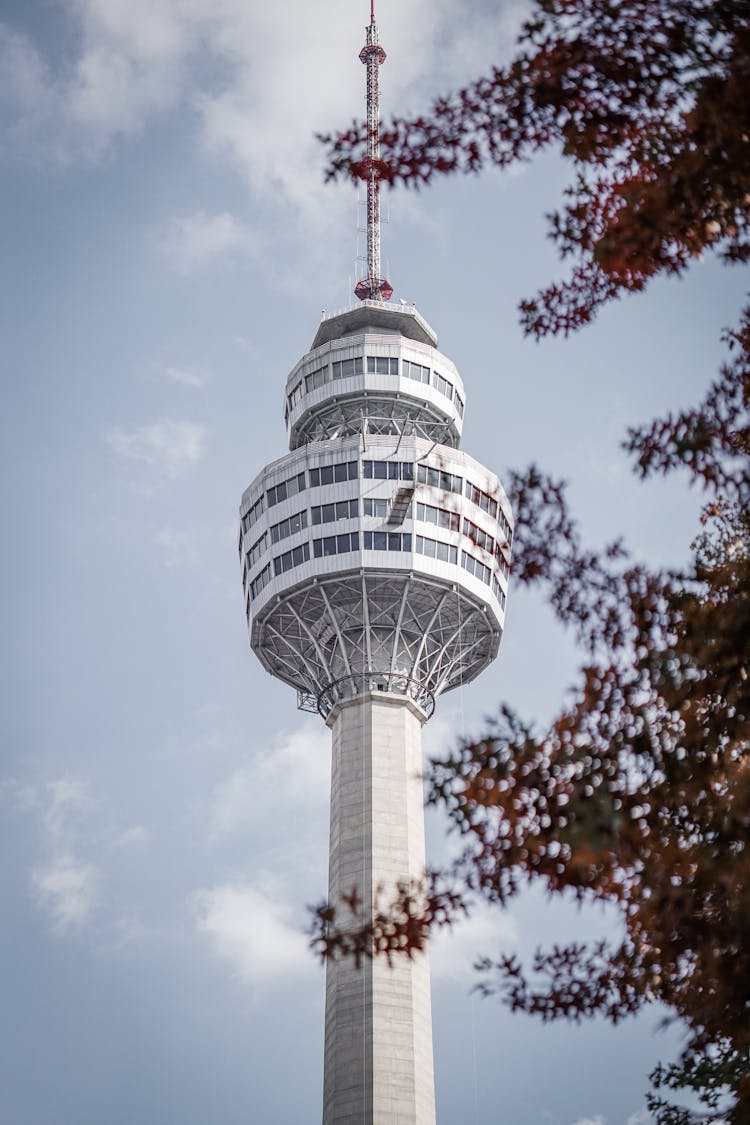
[367,356,398,375]
[364,497,389,518]
[492,575,507,609]
[416,501,460,533]
[286,352,465,417]
[416,535,458,565]
[416,464,463,494]
[242,493,265,532]
[250,537,505,608]
[403,359,430,383]
[313,532,360,558]
[250,563,271,600]
[273,541,310,576]
[364,460,414,480]
[287,380,303,415]
[464,517,494,555]
[462,548,492,586]
[310,461,358,486]
[312,499,359,524]
[305,365,328,393]
[267,471,306,508]
[332,357,363,379]
[496,551,510,580]
[363,531,412,551]
[465,480,498,520]
[270,510,307,544]
[433,371,453,400]
[247,530,268,568]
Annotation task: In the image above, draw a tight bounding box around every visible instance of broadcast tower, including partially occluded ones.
[239,5,512,1120]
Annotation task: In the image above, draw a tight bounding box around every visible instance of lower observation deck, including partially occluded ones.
[240,434,512,713]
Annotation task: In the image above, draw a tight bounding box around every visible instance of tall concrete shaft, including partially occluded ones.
[324,694,434,1123]
[239,300,512,1123]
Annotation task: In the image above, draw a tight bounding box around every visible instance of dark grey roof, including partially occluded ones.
[311,301,438,349]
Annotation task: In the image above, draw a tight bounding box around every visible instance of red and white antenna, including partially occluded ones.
[354,0,393,302]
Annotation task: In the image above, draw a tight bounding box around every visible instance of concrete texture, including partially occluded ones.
[323,693,436,1125]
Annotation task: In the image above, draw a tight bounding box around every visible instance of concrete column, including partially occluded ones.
[323,692,436,1125]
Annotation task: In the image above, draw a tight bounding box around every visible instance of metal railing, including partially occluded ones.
[315,671,435,720]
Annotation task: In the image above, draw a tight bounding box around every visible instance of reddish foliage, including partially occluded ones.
[313,3,750,1119]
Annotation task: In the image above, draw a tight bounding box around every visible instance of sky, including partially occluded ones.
[0,2,746,1124]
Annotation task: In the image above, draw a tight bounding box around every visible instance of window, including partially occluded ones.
[246,530,268,568]
[311,499,358,524]
[250,563,272,600]
[267,471,306,507]
[305,365,328,393]
[416,464,463,494]
[366,355,399,375]
[403,360,431,384]
[495,547,511,580]
[242,493,265,532]
[363,531,412,551]
[464,517,495,555]
[416,501,460,532]
[492,575,507,609]
[497,506,513,547]
[309,460,358,486]
[433,371,454,400]
[462,549,492,586]
[364,498,389,519]
[363,460,414,481]
[270,509,308,544]
[286,380,304,416]
[455,393,465,419]
[312,531,360,558]
[332,357,363,379]
[273,541,311,576]
[465,480,498,520]
[415,535,458,565]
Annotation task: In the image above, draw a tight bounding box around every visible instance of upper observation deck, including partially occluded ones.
[284,303,465,450]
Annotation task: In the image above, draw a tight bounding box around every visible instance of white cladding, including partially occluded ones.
[324,694,435,1124]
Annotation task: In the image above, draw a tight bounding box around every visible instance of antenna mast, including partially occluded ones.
[354,0,393,302]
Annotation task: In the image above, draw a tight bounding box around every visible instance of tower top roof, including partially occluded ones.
[311,301,438,350]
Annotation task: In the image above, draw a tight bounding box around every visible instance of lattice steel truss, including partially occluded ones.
[251,569,500,719]
[290,395,460,448]
[354,2,391,302]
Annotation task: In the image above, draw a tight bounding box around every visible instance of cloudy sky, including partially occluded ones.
[1,1,745,1123]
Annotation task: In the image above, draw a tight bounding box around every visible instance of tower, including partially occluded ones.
[238,7,512,1122]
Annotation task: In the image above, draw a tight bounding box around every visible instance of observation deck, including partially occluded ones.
[240,305,512,719]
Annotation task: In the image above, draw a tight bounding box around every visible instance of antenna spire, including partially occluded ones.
[354,0,392,302]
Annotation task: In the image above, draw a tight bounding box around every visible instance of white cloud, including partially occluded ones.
[163,364,212,388]
[107,419,206,479]
[209,720,329,840]
[161,210,258,274]
[430,902,519,983]
[0,25,51,113]
[41,776,90,843]
[111,824,151,850]
[572,1117,606,1125]
[193,883,311,986]
[1,0,524,258]
[22,777,100,933]
[626,1113,652,1125]
[31,855,98,933]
